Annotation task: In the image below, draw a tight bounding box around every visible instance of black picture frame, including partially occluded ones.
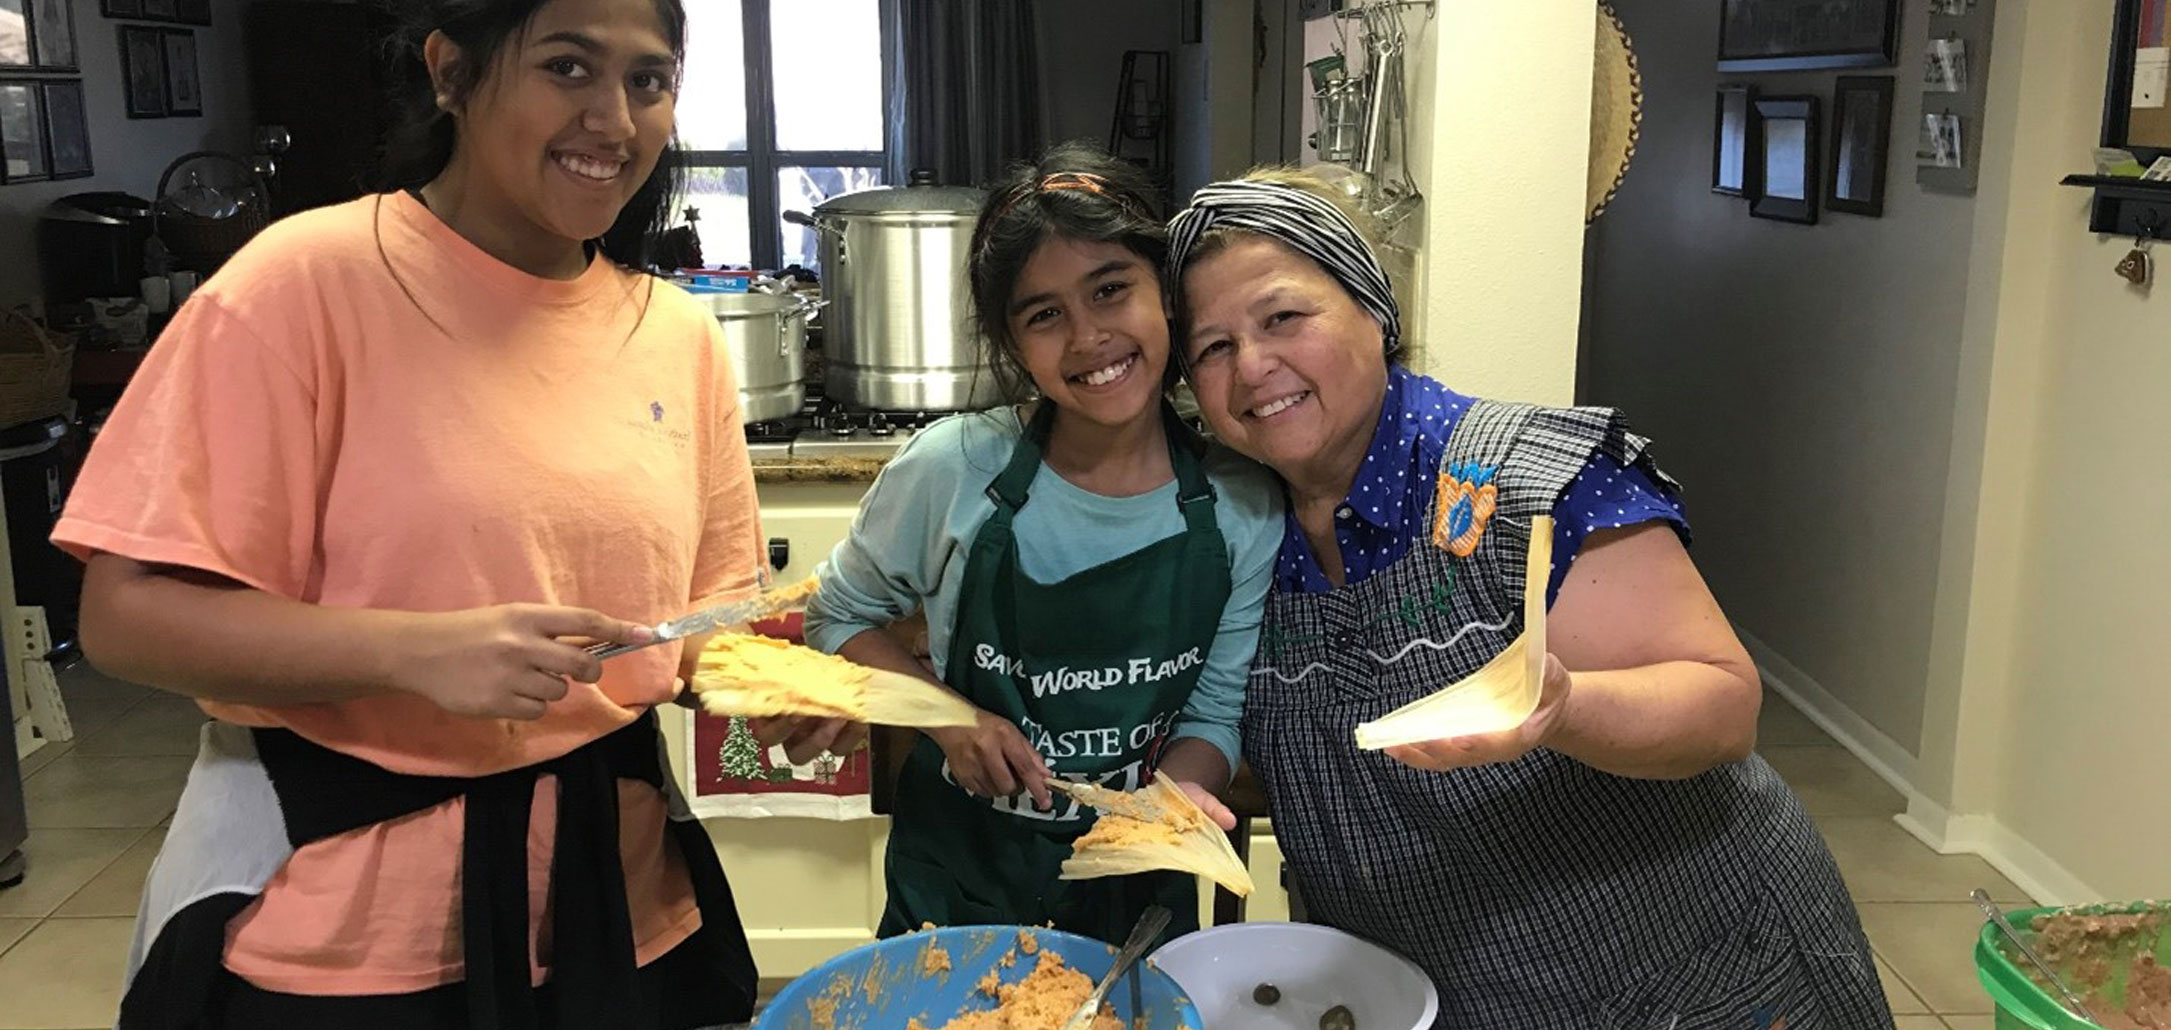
[0,0,30,69]
[1828,76,1894,217]
[162,28,198,116]
[1713,84,1759,196]
[141,0,178,21]
[1719,0,1901,72]
[29,0,74,70]
[176,0,211,25]
[42,78,88,178]
[1751,96,1820,224]
[101,0,144,17]
[0,78,50,183]
[119,24,165,118]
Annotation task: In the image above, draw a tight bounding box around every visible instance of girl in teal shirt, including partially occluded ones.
[800,143,1282,945]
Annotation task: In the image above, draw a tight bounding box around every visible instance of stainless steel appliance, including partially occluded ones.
[696,290,821,425]
[789,171,1004,412]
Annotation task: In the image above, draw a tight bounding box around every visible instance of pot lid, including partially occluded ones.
[813,168,985,216]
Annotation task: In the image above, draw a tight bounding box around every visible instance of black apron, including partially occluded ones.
[119,711,757,1030]
[879,403,1233,947]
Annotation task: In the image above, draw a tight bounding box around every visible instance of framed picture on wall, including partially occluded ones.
[29,0,73,69]
[119,24,165,118]
[176,0,211,26]
[0,79,50,183]
[1713,84,1759,196]
[142,0,178,22]
[42,78,89,178]
[0,0,31,69]
[1719,0,1901,72]
[101,0,144,17]
[1828,76,1894,216]
[1750,95,1821,224]
[162,29,199,116]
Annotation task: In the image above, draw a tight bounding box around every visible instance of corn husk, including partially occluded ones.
[1054,774,1254,897]
[1354,515,1554,749]
[691,633,976,728]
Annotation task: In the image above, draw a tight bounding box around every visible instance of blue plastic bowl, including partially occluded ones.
[755,926,1203,1030]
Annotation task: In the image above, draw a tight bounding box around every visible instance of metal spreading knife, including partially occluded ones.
[1058,905,1170,1030]
[586,577,819,660]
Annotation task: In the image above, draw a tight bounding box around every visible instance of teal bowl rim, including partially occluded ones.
[755,925,1203,1030]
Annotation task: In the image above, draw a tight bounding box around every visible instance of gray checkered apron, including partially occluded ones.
[1244,399,1893,1030]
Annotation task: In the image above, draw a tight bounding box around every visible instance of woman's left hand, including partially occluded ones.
[1384,654,1573,772]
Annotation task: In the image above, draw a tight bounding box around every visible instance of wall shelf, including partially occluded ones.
[2060,174,2171,237]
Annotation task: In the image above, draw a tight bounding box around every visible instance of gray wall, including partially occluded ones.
[1582,0,1979,755]
[1,0,256,306]
[1033,0,1181,154]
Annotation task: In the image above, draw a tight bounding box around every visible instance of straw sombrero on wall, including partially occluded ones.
[1589,2,1643,224]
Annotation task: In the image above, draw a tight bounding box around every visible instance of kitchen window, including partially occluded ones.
[678,0,894,272]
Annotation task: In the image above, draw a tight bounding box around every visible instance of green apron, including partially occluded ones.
[878,402,1234,947]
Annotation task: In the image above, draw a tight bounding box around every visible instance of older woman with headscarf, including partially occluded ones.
[1165,171,1894,1030]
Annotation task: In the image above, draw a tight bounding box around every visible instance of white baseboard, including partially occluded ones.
[1737,628,1919,793]
[1898,799,2101,908]
[1738,627,2102,908]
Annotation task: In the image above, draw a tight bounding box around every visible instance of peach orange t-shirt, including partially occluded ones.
[53,191,764,995]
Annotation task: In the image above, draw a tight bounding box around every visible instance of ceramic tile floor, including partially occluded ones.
[1,670,2025,1028]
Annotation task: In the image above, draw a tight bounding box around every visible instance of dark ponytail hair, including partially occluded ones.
[968,141,1173,402]
[374,0,688,270]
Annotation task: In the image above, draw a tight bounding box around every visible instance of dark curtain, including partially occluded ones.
[887,0,1045,190]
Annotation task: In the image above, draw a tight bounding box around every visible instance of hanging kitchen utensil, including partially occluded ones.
[1053,774,1255,897]
[690,633,978,729]
[1588,3,1645,225]
[1354,516,1555,749]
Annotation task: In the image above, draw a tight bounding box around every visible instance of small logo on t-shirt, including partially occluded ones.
[650,401,666,423]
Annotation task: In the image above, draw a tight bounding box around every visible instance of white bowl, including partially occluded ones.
[1149,922,1439,1030]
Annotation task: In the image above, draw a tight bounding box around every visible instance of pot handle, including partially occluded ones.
[774,294,828,355]
[783,210,845,241]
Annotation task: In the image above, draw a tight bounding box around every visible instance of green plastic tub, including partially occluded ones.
[1974,902,2171,1030]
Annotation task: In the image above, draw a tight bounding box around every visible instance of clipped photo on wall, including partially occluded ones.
[1919,112,1965,168]
[1928,0,1976,14]
[1924,36,1968,93]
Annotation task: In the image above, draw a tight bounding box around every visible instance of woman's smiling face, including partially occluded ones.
[1007,234,1172,432]
[1180,234,1389,482]
[444,0,679,245]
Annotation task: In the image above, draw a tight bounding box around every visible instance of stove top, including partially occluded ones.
[746,398,943,461]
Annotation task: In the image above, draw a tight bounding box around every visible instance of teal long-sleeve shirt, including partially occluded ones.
[802,407,1284,770]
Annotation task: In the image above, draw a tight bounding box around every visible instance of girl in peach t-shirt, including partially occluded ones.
[51,0,765,1027]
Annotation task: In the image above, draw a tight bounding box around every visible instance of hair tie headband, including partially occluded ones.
[1165,179,1401,353]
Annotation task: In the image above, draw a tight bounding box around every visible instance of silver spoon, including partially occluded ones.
[1059,906,1172,1030]
[1972,888,2096,1022]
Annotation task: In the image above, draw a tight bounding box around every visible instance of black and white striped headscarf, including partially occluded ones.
[1166,179,1402,353]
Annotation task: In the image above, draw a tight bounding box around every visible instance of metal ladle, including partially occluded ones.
[1971,889,2097,1023]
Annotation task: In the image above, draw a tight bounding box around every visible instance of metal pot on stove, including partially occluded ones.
[786,170,1006,412]
[695,287,822,425]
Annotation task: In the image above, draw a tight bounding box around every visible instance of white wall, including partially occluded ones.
[0,0,256,306]
[1912,0,2171,903]
[1581,0,1977,756]
[1404,1,1595,404]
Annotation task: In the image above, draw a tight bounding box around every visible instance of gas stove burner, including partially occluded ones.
[745,420,796,445]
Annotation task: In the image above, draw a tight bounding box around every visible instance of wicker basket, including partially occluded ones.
[0,307,77,428]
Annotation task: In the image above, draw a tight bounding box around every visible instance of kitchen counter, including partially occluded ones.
[751,456,890,484]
